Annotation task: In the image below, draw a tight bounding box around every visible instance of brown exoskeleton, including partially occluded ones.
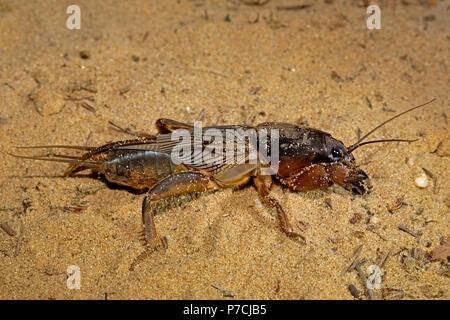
[9,99,434,253]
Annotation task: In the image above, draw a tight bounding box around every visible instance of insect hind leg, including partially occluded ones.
[155,118,193,134]
[130,172,219,270]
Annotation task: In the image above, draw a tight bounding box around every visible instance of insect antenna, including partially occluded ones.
[347,98,435,152]
[15,145,95,150]
[347,138,418,153]
[7,152,101,166]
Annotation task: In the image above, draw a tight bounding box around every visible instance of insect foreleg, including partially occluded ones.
[281,164,333,192]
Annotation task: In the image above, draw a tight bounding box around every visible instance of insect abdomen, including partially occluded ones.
[103,149,175,189]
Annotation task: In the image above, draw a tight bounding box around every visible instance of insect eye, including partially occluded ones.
[331,149,341,158]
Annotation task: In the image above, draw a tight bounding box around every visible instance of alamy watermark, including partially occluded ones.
[67,4,381,31]
[367,5,381,30]
[66,5,81,30]
[366,265,382,290]
[165,122,280,175]
[66,265,81,290]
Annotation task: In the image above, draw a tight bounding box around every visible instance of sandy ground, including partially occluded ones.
[0,0,448,300]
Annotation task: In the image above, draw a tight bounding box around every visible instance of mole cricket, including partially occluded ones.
[9,99,435,250]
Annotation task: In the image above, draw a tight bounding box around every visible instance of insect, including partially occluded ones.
[9,99,434,250]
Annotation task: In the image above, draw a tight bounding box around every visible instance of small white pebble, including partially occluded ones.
[370,216,380,224]
[415,173,428,188]
[406,157,414,168]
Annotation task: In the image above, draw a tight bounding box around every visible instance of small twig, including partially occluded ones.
[239,0,270,6]
[14,219,24,257]
[0,221,16,236]
[356,127,362,140]
[61,205,87,213]
[422,168,439,194]
[382,104,396,112]
[4,82,15,90]
[393,247,408,257]
[190,67,228,78]
[348,284,360,299]
[64,96,95,101]
[76,185,105,195]
[161,236,168,250]
[79,86,97,93]
[324,198,332,210]
[398,225,422,238]
[119,86,131,95]
[382,287,406,300]
[274,279,281,294]
[431,141,442,154]
[424,219,438,225]
[432,177,440,194]
[195,108,205,122]
[341,244,364,276]
[366,225,387,241]
[365,96,373,109]
[276,4,311,10]
[249,87,262,95]
[211,284,235,298]
[85,131,93,146]
[211,284,223,291]
[348,258,366,273]
[377,250,391,268]
[108,121,146,137]
[0,207,16,212]
[355,262,376,300]
[80,101,96,113]
[421,167,434,179]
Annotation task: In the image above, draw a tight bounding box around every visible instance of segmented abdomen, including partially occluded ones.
[103,149,174,189]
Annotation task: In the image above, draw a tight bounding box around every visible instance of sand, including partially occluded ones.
[0,0,448,299]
